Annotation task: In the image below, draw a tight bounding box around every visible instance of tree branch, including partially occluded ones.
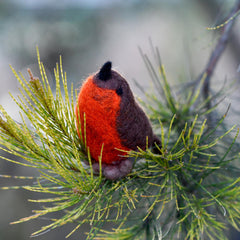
[196,0,240,107]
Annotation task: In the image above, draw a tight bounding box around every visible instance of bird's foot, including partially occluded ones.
[92,158,133,180]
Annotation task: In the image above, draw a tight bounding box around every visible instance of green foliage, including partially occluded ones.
[0,47,240,240]
[138,47,226,130]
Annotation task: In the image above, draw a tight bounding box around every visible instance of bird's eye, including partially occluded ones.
[116,87,123,96]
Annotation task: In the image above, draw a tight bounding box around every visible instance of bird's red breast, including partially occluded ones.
[75,75,130,164]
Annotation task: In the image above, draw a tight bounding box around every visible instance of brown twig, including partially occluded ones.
[196,0,240,114]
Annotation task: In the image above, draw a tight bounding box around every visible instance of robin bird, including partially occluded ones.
[75,61,161,180]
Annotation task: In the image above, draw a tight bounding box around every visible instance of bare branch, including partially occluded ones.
[202,0,240,95]
[195,0,240,123]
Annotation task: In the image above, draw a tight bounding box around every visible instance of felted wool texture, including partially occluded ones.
[93,69,159,152]
[76,75,130,164]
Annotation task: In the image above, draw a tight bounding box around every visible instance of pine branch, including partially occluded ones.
[0,26,240,240]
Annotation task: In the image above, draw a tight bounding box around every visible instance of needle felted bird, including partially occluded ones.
[75,61,161,180]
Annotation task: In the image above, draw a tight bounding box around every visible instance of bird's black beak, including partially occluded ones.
[98,61,112,81]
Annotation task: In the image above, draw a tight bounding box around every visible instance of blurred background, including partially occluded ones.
[0,0,240,239]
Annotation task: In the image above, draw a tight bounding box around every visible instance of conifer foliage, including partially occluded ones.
[0,44,239,239]
[1,1,240,236]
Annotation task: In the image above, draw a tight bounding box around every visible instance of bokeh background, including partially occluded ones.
[0,0,240,239]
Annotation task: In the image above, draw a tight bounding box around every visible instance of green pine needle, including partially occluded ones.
[0,47,239,239]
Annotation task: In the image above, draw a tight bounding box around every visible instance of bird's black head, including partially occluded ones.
[98,61,112,81]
